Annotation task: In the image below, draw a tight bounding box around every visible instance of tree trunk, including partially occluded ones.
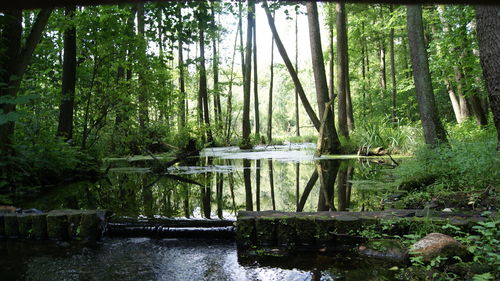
[211,5,222,129]
[379,40,387,92]
[199,28,213,144]
[476,6,500,148]
[389,5,397,125]
[137,3,148,131]
[242,0,254,148]
[253,10,260,141]
[336,2,349,138]
[295,8,300,137]
[225,21,240,144]
[178,39,186,132]
[407,5,447,145]
[243,159,253,211]
[267,30,274,144]
[57,6,77,141]
[0,9,52,154]
[262,0,320,131]
[328,4,335,108]
[306,1,341,154]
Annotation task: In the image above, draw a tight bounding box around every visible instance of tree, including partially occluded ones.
[267,28,274,144]
[262,0,320,131]
[389,5,397,125]
[406,5,447,145]
[198,12,213,144]
[306,1,341,154]
[57,6,77,141]
[137,3,149,131]
[0,9,52,154]
[476,6,500,149]
[336,2,349,138]
[241,0,254,148]
[252,6,260,140]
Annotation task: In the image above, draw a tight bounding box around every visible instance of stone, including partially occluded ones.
[47,212,68,240]
[31,213,47,239]
[410,232,469,262]
[4,214,19,237]
[67,213,82,239]
[255,217,276,246]
[358,239,409,264]
[276,217,296,249]
[0,215,4,236]
[315,216,336,246]
[295,216,316,247]
[17,214,32,238]
[79,211,99,241]
[236,217,256,248]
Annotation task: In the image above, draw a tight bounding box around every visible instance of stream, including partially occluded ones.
[3,143,402,280]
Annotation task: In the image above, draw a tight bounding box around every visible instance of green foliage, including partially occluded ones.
[347,117,422,154]
[396,134,498,192]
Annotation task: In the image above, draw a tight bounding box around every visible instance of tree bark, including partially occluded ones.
[178,38,186,132]
[262,0,320,131]
[211,5,222,129]
[199,27,213,144]
[253,10,260,140]
[336,2,349,138]
[389,5,397,125]
[137,3,148,130]
[57,6,77,141]
[406,5,447,145]
[0,9,52,154]
[476,6,500,148]
[267,30,274,144]
[306,1,341,154]
[242,0,254,148]
[295,8,300,137]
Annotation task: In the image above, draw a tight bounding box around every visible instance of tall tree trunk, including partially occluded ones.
[199,28,213,144]
[0,9,52,154]
[253,11,260,141]
[336,2,349,138]
[262,0,320,131]
[476,6,500,149]
[379,40,387,92]
[255,160,261,211]
[295,8,300,137]
[267,30,274,144]
[389,5,397,125]
[137,3,148,131]
[57,6,77,141]
[268,159,276,211]
[243,159,253,211]
[225,22,240,143]
[211,5,222,129]
[306,2,341,154]
[178,39,186,132]
[328,4,335,109]
[407,5,447,145]
[242,0,254,148]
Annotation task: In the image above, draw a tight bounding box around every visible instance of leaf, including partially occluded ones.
[0,111,21,125]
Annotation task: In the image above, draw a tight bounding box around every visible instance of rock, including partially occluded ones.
[17,214,33,238]
[236,217,256,248]
[4,214,19,237]
[31,213,47,239]
[47,212,68,240]
[0,216,4,236]
[410,233,469,262]
[255,217,276,246]
[276,217,296,249]
[79,211,99,241]
[358,239,409,264]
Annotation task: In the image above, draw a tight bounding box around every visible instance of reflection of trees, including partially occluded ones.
[268,159,276,210]
[243,159,253,211]
[337,162,354,211]
[296,169,318,212]
[216,173,223,219]
[316,160,340,211]
[255,160,261,211]
[295,163,300,208]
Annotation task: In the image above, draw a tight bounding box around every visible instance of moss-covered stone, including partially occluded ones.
[0,215,5,236]
[276,216,296,249]
[17,214,32,238]
[67,213,82,239]
[31,213,47,239]
[79,211,99,241]
[295,216,316,247]
[4,214,19,237]
[335,215,360,235]
[315,216,335,246]
[47,213,68,240]
[236,217,256,248]
[255,217,276,246]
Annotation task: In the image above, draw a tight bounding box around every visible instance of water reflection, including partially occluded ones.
[18,146,397,219]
